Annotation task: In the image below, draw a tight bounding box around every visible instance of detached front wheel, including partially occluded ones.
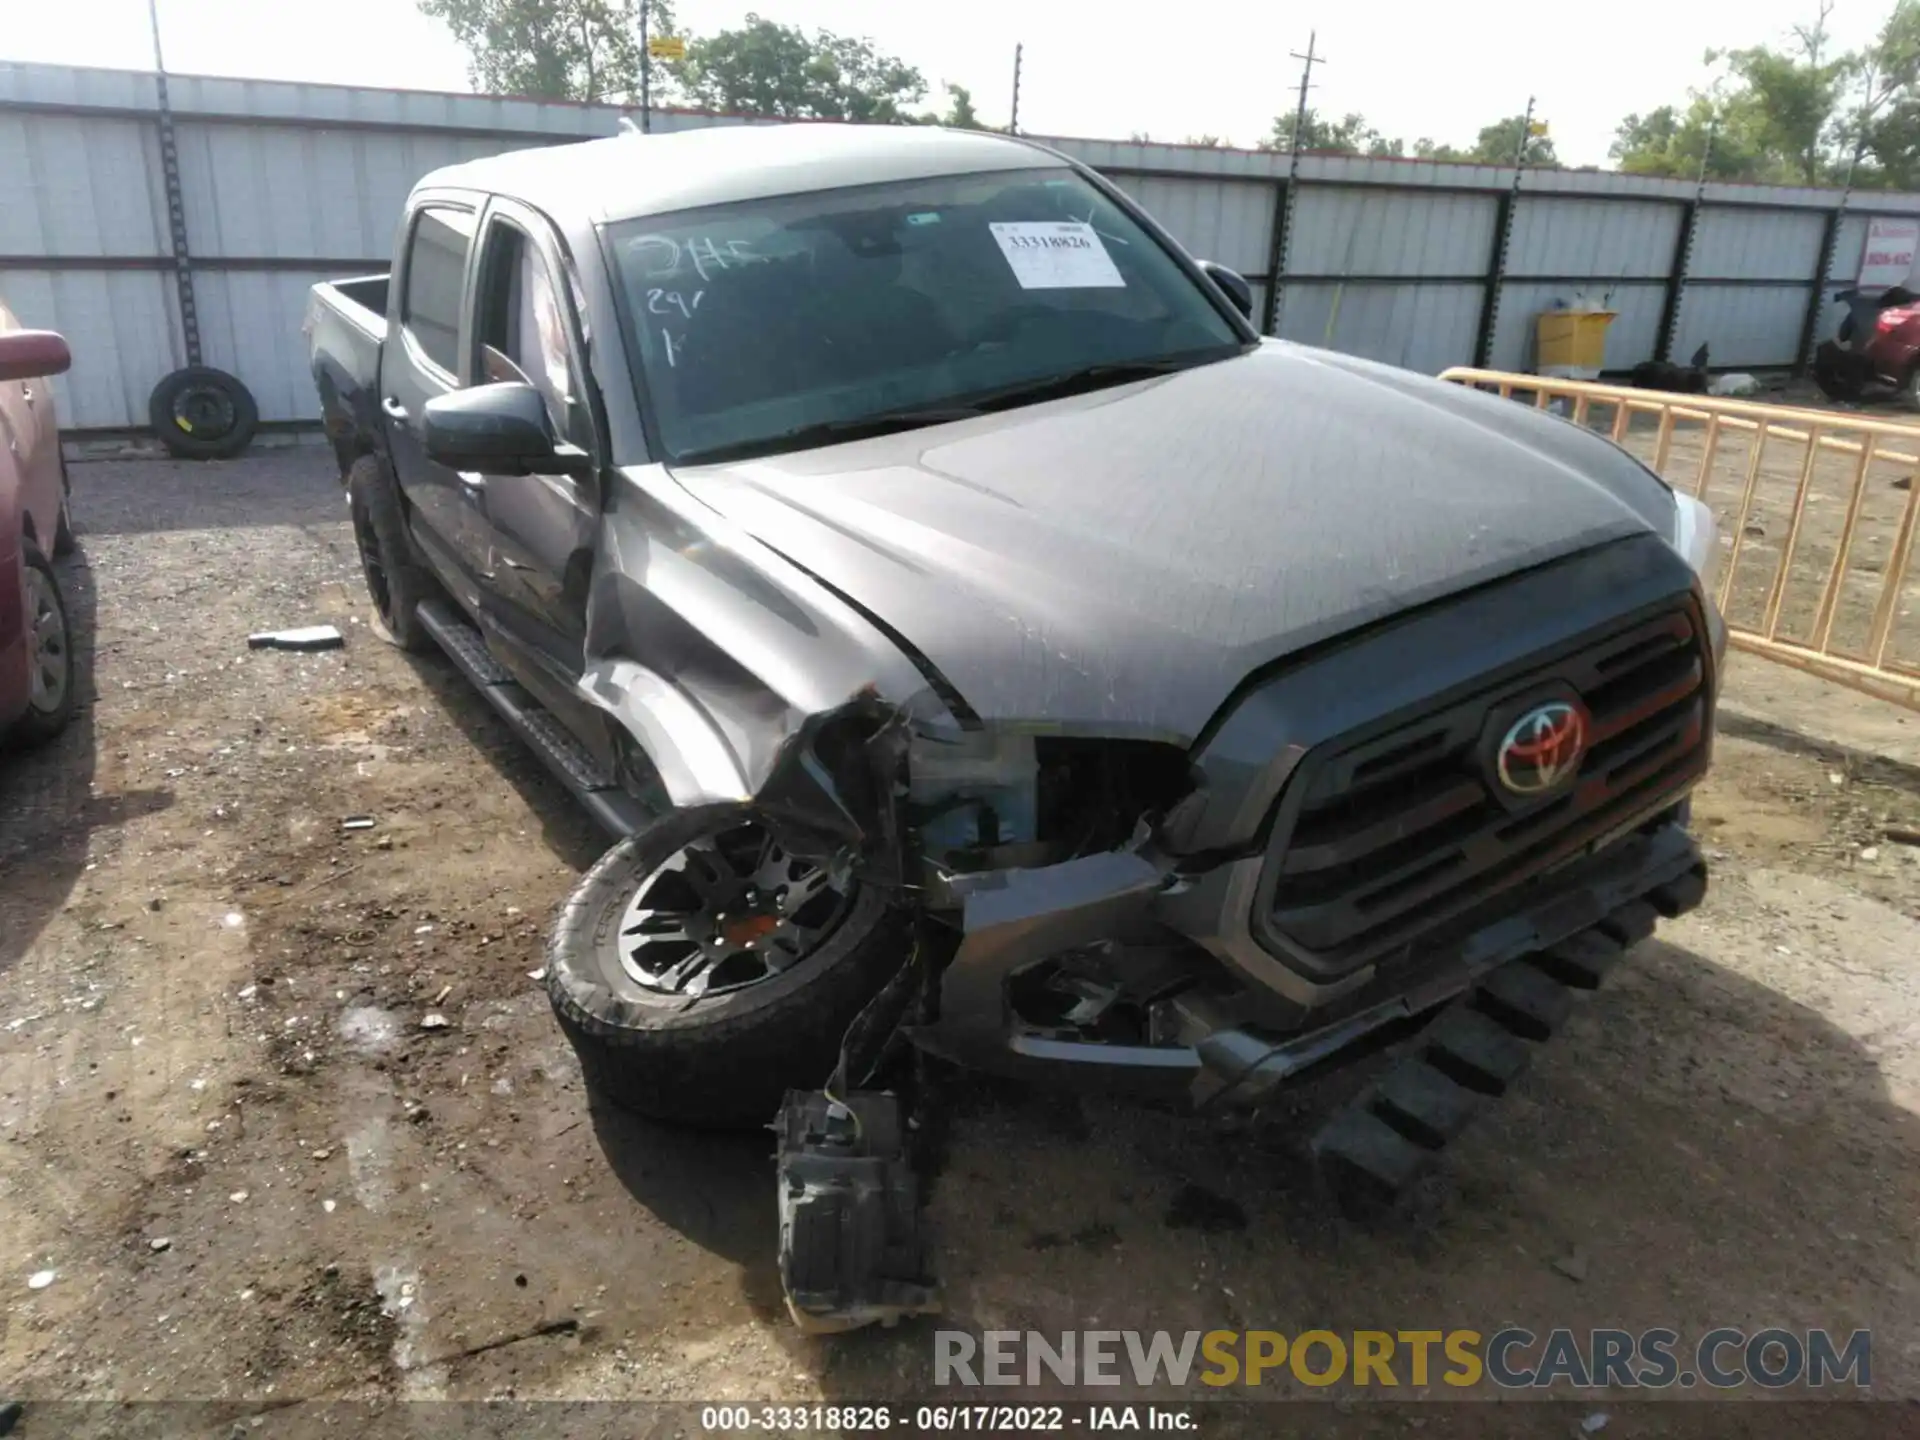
[546,807,910,1128]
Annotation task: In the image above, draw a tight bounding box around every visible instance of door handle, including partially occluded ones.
[381,396,409,421]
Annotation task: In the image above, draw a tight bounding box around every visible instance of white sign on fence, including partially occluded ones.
[1858,217,1920,289]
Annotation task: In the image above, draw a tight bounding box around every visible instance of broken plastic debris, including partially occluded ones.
[322,1199,337,1213]
[229,1190,249,1203]
[528,968,548,982]
[246,625,344,652]
[27,1270,55,1290]
[419,1013,451,1031]
[149,1237,172,1253]
[432,984,452,1005]
[341,816,377,831]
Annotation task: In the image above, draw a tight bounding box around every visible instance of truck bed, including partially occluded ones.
[307,273,390,474]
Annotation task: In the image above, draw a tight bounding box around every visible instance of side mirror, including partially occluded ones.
[0,329,72,383]
[1199,261,1254,321]
[422,382,585,476]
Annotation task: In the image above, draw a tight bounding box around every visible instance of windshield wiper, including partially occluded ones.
[673,405,985,466]
[670,346,1246,467]
[954,344,1249,413]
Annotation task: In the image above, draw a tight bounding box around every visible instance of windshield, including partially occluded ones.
[605,166,1247,464]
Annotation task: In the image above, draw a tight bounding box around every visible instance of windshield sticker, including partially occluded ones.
[989,221,1125,289]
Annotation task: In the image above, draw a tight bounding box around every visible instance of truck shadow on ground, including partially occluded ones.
[397,646,609,874]
[0,548,171,976]
[768,934,1915,1404]
[585,1100,790,1317]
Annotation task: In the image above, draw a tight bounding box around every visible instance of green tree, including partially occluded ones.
[1609,94,1773,180]
[418,0,676,103]
[1466,113,1559,167]
[1712,8,1847,185]
[1847,0,1920,185]
[1603,0,1920,187]
[1413,137,1470,162]
[938,82,984,129]
[677,14,926,122]
[1260,108,1398,155]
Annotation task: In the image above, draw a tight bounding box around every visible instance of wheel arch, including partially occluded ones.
[573,472,958,848]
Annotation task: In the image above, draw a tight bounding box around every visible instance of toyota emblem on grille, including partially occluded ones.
[1495,701,1588,795]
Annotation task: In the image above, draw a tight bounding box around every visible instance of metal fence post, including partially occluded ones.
[148,1,202,368]
[1655,199,1699,364]
[1472,190,1515,369]
[1263,177,1290,335]
[1796,206,1845,375]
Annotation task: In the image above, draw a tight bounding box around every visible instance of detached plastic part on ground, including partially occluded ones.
[775,1090,941,1333]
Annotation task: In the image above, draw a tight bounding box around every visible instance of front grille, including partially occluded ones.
[1256,596,1711,972]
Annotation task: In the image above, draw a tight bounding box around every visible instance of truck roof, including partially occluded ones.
[417,123,1061,225]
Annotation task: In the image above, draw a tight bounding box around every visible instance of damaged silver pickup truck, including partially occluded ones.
[308,122,1724,1331]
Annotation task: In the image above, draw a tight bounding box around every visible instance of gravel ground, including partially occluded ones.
[1,445,1917,1435]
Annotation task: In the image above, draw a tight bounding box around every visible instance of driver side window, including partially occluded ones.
[474,218,581,445]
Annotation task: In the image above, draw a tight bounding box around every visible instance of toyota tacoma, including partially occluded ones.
[307,123,1724,1331]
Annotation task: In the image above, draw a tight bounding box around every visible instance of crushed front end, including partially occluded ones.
[778,535,1723,1321]
[906,537,1720,1167]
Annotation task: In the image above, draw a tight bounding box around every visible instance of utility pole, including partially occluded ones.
[1287,30,1322,162]
[1512,94,1536,172]
[1009,43,1023,135]
[640,0,652,133]
[1271,32,1324,336]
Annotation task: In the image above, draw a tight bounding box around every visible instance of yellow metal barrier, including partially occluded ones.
[1438,367,1920,710]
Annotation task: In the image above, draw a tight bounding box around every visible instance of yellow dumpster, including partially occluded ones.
[1535,309,1617,376]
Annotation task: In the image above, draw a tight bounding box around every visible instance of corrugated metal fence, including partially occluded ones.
[9,58,1920,431]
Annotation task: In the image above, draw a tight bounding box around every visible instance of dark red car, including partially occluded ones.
[1813,285,1920,403]
[0,303,76,748]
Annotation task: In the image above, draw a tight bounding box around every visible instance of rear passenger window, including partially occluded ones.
[403,206,476,375]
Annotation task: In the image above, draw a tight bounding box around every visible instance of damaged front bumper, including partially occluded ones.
[907,816,1707,1111]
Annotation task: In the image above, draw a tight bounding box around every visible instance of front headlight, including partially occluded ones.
[1669,489,1729,666]
[1670,490,1721,599]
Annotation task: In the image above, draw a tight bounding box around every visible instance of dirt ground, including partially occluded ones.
[3,442,1919,1434]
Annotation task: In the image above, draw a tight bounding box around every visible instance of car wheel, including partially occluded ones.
[345,455,432,652]
[9,541,76,747]
[547,807,911,1128]
[148,366,259,461]
[52,457,77,558]
[1813,346,1865,402]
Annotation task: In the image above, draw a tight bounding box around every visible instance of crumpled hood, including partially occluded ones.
[668,342,1677,742]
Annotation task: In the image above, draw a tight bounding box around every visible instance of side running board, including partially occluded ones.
[1312,863,1709,1214]
[416,599,651,841]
